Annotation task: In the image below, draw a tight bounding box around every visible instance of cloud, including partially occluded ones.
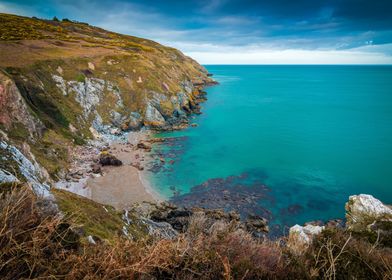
[1,0,392,64]
[186,45,392,64]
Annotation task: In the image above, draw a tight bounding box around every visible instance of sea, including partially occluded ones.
[148,65,392,235]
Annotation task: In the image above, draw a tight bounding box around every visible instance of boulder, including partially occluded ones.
[99,152,122,166]
[87,235,96,245]
[345,194,392,232]
[137,141,152,151]
[289,224,325,246]
[87,62,95,70]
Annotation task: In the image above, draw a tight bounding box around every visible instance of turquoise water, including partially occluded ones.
[150,65,392,232]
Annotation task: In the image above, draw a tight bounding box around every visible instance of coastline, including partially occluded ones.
[53,80,216,209]
[55,130,163,210]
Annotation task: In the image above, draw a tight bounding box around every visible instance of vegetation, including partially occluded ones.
[0,12,211,178]
[52,188,148,242]
[0,184,391,279]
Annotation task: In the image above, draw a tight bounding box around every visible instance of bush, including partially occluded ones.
[0,185,391,279]
[304,229,392,279]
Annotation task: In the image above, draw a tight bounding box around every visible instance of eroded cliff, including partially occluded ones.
[0,13,215,181]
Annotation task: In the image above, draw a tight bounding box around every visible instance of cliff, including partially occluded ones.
[0,13,215,182]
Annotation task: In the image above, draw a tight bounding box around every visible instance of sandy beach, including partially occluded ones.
[88,131,159,209]
[56,131,161,210]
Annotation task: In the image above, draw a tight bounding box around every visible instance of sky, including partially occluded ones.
[1,0,392,64]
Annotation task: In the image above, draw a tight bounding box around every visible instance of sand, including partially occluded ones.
[88,132,158,209]
[56,130,160,210]
[88,131,160,209]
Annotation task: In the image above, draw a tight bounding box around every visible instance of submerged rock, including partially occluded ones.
[170,173,272,221]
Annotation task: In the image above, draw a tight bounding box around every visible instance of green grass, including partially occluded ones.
[52,189,148,242]
[7,122,29,141]
[75,73,85,83]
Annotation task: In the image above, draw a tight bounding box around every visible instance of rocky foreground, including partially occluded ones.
[1,182,391,279]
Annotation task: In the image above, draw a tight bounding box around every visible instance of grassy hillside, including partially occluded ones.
[0,13,214,178]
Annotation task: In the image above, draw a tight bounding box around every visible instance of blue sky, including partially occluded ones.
[1,0,392,64]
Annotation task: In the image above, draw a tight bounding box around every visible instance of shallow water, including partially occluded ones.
[149,65,392,234]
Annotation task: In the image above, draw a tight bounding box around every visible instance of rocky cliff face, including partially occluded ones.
[0,13,216,183]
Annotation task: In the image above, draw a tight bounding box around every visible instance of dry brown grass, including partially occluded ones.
[1,185,391,279]
[306,229,392,279]
[0,184,79,279]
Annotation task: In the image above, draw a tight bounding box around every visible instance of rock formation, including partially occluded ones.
[0,13,216,185]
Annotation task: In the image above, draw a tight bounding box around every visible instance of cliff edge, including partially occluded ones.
[0,13,215,182]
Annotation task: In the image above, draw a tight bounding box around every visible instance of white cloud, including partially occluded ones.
[186,46,392,64]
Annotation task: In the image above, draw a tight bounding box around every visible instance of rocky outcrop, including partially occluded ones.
[289,224,325,246]
[132,202,269,238]
[0,71,43,137]
[99,152,122,166]
[52,75,125,121]
[289,194,392,253]
[345,194,392,232]
[144,103,166,128]
[0,140,51,197]
[121,112,142,131]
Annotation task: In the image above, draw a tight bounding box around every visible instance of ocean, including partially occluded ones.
[149,65,392,234]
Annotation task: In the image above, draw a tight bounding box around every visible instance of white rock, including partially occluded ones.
[345,194,392,231]
[69,123,77,133]
[88,62,95,70]
[110,128,120,135]
[289,224,324,245]
[136,76,143,83]
[56,66,63,75]
[52,74,67,95]
[0,141,51,197]
[68,78,104,119]
[87,235,96,245]
[0,168,19,183]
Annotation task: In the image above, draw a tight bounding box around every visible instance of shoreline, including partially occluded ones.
[55,129,163,210]
[53,81,216,209]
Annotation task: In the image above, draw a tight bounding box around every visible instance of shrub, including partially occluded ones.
[305,229,392,279]
[0,184,391,279]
